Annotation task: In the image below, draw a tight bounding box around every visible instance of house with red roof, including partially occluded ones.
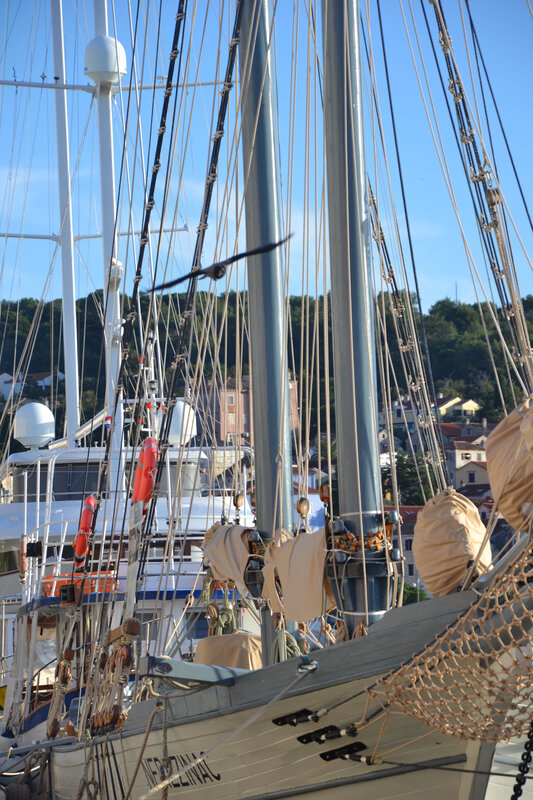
[3,370,64,398]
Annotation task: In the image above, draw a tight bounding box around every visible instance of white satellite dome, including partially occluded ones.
[14,402,55,449]
[84,36,126,85]
[160,399,197,446]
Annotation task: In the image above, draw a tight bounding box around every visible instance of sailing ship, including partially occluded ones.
[0,0,532,799]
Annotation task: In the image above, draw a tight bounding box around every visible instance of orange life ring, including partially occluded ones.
[73,495,96,568]
[131,437,158,507]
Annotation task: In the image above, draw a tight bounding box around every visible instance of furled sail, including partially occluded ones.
[203,524,327,621]
[202,524,252,596]
[413,488,492,596]
[486,396,533,531]
[262,529,327,621]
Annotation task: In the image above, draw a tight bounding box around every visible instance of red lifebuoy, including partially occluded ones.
[131,437,158,507]
[73,494,96,568]
[19,535,27,582]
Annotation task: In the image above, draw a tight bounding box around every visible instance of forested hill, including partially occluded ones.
[1,292,531,428]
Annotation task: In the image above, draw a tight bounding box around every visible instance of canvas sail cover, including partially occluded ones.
[413,488,492,596]
[194,631,262,670]
[262,529,327,620]
[202,525,327,619]
[485,397,533,531]
[202,524,251,596]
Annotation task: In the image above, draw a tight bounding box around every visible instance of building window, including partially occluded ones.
[392,538,398,548]
[408,564,414,577]
[405,538,412,551]
[468,472,476,483]
[227,394,234,406]
[462,453,471,461]
[396,408,402,419]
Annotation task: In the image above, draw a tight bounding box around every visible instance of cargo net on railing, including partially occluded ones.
[368,540,533,742]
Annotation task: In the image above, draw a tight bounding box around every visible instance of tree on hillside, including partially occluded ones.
[382,452,432,506]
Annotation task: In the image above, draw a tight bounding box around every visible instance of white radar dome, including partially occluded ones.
[159,399,197,447]
[14,402,55,449]
[84,36,126,84]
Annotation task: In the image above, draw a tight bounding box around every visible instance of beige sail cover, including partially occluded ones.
[202,524,251,595]
[413,489,492,596]
[262,529,327,621]
[260,530,291,614]
[485,397,533,530]
[194,631,262,670]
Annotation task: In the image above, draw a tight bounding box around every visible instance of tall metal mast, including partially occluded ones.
[51,0,80,446]
[85,0,126,480]
[322,0,381,531]
[322,0,389,625]
[239,0,294,661]
[239,0,293,536]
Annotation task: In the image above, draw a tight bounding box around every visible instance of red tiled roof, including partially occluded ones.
[31,371,61,381]
[437,422,462,435]
[5,370,62,384]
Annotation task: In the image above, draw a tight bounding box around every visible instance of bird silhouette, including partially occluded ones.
[151,233,292,292]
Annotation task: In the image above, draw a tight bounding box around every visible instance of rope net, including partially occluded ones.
[369,538,533,742]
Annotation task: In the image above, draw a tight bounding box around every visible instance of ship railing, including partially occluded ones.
[19,516,221,604]
[0,652,14,686]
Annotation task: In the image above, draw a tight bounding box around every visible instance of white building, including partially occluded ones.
[3,371,65,398]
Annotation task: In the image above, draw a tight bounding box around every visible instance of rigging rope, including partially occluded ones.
[369,186,447,491]
[136,0,245,613]
[372,2,449,477]
[427,0,533,393]
[464,0,533,236]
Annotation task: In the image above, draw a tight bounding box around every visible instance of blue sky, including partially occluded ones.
[366,0,533,311]
[0,0,531,313]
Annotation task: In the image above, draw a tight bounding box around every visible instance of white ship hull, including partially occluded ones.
[47,592,496,800]
[51,692,484,800]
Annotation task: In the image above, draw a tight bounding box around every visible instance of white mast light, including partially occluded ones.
[84,36,126,84]
[14,403,56,449]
